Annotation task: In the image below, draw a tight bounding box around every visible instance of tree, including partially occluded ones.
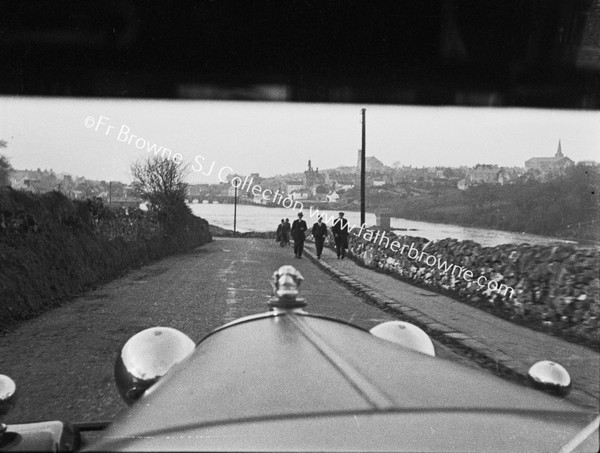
[130,156,189,212]
[1,140,13,187]
[75,180,99,198]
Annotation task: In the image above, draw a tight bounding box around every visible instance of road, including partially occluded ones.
[0,238,518,424]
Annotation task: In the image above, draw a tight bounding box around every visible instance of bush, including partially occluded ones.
[0,188,211,331]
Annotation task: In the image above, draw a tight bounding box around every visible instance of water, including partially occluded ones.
[189,202,577,248]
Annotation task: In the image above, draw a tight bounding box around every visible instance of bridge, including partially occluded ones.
[186,196,269,206]
[186,195,235,204]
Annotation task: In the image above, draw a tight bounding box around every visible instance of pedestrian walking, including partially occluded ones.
[291,212,307,258]
[276,219,285,247]
[282,218,291,246]
[312,217,327,259]
[331,212,349,259]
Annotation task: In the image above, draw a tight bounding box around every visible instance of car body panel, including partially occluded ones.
[88,312,597,451]
[87,412,593,452]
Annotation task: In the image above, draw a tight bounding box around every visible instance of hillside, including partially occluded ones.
[364,164,599,244]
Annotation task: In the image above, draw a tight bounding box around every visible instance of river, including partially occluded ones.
[189,202,576,248]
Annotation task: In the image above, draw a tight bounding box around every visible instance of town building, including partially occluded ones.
[332,179,355,191]
[525,140,574,179]
[326,190,340,203]
[469,164,499,185]
[303,160,326,196]
[188,183,212,200]
[290,189,310,201]
[285,180,304,195]
[356,152,385,173]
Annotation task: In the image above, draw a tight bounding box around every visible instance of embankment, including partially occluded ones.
[209,225,274,239]
[328,230,599,347]
[0,189,211,331]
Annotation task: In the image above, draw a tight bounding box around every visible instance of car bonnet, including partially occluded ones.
[89,312,596,451]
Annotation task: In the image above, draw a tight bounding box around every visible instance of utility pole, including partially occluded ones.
[360,108,366,226]
[109,181,112,205]
[233,184,238,237]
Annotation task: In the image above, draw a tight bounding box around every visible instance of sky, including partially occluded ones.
[0,96,598,184]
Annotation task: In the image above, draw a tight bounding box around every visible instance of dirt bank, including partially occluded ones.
[0,189,212,331]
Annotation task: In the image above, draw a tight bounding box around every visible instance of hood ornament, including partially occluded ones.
[269,265,306,309]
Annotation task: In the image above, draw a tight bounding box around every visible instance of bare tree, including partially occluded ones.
[130,156,189,211]
[1,140,13,187]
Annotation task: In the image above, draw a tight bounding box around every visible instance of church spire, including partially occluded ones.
[556,140,563,158]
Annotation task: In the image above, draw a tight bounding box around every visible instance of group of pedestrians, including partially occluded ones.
[275,218,291,247]
[277,212,349,260]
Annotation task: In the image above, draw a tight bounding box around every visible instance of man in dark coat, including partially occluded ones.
[311,217,328,259]
[331,212,349,259]
[291,212,308,258]
[276,219,285,247]
[282,218,291,246]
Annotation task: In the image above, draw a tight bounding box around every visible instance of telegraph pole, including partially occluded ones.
[233,183,238,237]
[360,108,366,226]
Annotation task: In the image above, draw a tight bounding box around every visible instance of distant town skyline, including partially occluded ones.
[1,97,598,184]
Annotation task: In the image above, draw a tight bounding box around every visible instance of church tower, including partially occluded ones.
[555,139,563,158]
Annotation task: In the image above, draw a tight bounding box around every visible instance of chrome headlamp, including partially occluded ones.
[528,360,571,396]
[114,327,195,405]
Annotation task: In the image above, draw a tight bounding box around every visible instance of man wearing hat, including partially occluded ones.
[311,216,328,259]
[291,212,308,258]
[332,212,349,259]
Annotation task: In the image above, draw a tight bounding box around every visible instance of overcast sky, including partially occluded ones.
[0,96,598,184]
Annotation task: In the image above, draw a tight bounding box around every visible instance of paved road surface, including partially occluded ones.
[1,238,474,425]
